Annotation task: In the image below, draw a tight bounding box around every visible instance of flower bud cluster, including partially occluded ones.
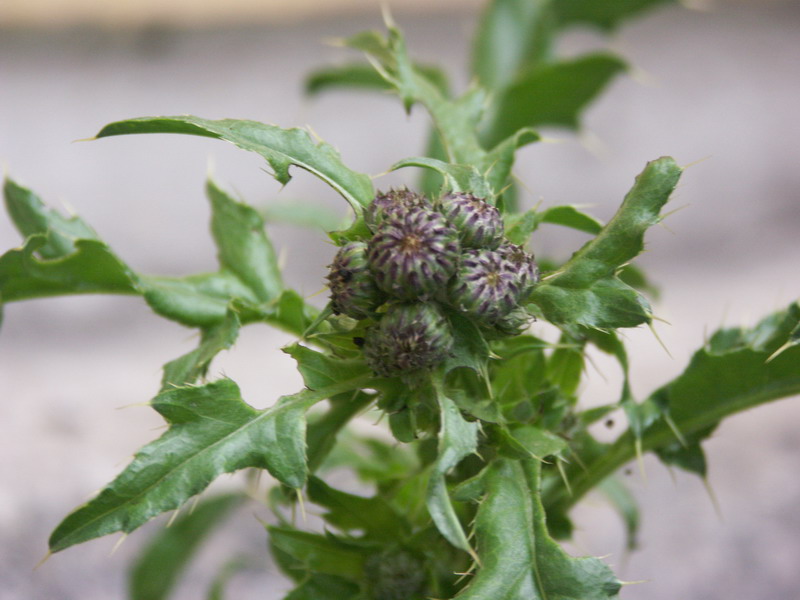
[327,189,539,377]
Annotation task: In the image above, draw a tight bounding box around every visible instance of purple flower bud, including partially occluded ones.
[365,188,431,232]
[367,208,460,300]
[448,248,522,323]
[326,241,385,320]
[363,302,454,378]
[496,242,539,302]
[436,192,504,249]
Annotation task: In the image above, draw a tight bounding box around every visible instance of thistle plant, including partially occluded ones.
[2,1,799,599]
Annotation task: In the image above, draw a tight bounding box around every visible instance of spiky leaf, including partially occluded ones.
[95,116,374,213]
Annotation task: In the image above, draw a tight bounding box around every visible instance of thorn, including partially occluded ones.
[556,459,573,496]
[635,438,647,484]
[72,136,97,143]
[380,2,396,29]
[703,477,723,521]
[766,340,793,363]
[166,505,183,528]
[110,533,128,556]
[115,402,151,410]
[620,578,649,586]
[296,489,308,525]
[34,551,52,571]
[647,321,673,359]
[188,495,201,516]
[277,246,289,271]
[663,413,687,447]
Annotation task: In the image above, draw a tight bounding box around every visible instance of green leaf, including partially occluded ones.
[472,0,555,91]
[545,302,800,513]
[484,53,626,146]
[539,205,603,235]
[505,204,602,246]
[206,178,283,303]
[95,116,374,214]
[3,177,98,257]
[426,382,479,555]
[390,157,493,200]
[49,376,371,552]
[454,459,620,599]
[267,527,368,581]
[553,0,675,32]
[0,234,138,302]
[283,574,361,600]
[161,310,241,389]
[261,200,342,232]
[138,272,256,328]
[284,343,370,390]
[529,157,682,328]
[307,476,407,541]
[348,26,537,199]
[598,477,639,551]
[305,61,449,97]
[129,493,245,600]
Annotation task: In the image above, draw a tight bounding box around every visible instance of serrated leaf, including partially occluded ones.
[484,53,626,146]
[3,177,98,258]
[455,459,620,599]
[284,343,370,390]
[49,376,371,552]
[129,493,245,600]
[261,200,341,231]
[530,157,681,328]
[305,61,449,97]
[472,0,555,91]
[553,0,675,32]
[443,310,490,377]
[307,476,406,541]
[206,178,283,303]
[95,116,374,214]
[505,204,603,246]
[426,382,479,554]
[267,527,368,581]
[161,310,241,389]
[546,302,800,512]
[391,157,493,200]
[348,26,537,199]
[283,574,361,600]
[598,477,639,552]
[0,234,138,301]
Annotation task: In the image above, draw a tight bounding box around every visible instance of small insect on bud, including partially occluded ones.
[447,248,522,324]
[363,302,454,378]
[326,241,386,320]
[365,188,431,232]
[496,241,539,302]
[367,208,460,300]
[436,192,504,250]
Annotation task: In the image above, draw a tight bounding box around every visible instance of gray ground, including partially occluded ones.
[1,3,799,599]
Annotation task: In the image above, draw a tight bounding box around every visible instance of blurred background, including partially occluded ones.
[1,0,799,598]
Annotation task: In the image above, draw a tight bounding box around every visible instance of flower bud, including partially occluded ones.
[436,192,503,249]
[365,188,431,232]
[367,208,460,300]
[363,302,454,378]
[448,249,521,324]
[488,306,533,338]
[364,548,427,600]
[326,241,385,320]
[496,242,539,302]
